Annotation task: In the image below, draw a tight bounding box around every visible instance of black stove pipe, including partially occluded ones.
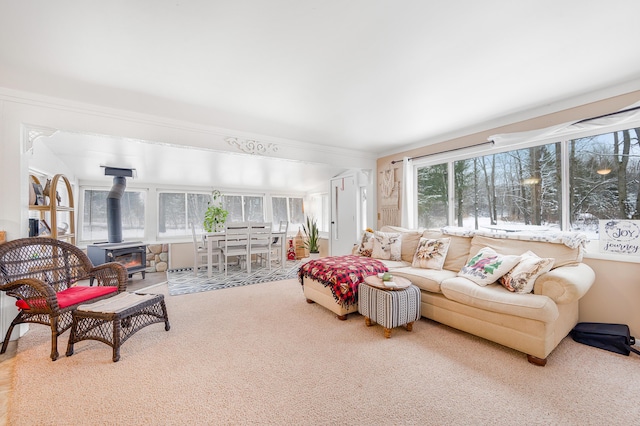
[107,176,126,243]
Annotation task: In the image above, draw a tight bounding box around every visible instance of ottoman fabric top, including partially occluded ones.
[77,292,158,314]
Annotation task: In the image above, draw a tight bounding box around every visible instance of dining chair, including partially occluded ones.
[249,222,273,271]
[221,222,251,276]
[271,220,288,268]
[192,223,222,276]
[191,222,209,276]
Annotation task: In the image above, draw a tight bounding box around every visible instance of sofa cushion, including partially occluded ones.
[440,277,559,323]
[371,231,402,261]
[499,251,555,294]
[391,266,457,293]
[355,230,374,257]
[458,247,521,286]
[380,226,422,263]
[469,234,582,268]
[400,231,423,263]
[412,237,450,270]
[423,230,472,271]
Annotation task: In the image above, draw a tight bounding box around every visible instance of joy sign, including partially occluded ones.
[599,220,640,255]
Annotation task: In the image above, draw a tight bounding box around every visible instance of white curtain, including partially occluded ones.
[490,101,640,145]
[401,156,414,229]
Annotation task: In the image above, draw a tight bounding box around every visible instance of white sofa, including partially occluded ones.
[302,225,595,365]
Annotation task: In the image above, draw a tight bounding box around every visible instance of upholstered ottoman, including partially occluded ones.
[359,276,421,338]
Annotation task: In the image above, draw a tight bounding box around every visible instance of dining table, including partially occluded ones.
[205,230,288,277]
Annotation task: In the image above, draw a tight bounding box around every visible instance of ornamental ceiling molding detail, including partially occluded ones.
[225,137,279,155]
[22,124,59,154]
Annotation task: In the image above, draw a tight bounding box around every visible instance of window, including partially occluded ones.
[82,188,146,241]
[158,192,211,237]
[569,128,640,238]
[222,194,264,223]
[452,142,561,230]
[413,121,640,242]
[416,163,448,228]
[272,196,304,230]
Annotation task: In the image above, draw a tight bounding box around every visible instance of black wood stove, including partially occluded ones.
[87,242,147,279]
[87,166,147,280]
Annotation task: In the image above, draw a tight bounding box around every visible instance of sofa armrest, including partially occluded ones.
[533,263,595,304]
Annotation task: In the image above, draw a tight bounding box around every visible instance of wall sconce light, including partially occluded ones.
[596,168,612,175]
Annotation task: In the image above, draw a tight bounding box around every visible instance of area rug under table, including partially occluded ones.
[167,260,304,295]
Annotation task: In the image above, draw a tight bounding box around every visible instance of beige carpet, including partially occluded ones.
[8,279,640,425]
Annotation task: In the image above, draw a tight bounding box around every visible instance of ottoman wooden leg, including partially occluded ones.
[384,328,391,338]
[113,318,121,363]
[406,322,414,332]
[365,317,372,327]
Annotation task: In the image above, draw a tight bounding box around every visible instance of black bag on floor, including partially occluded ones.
[570,322,640,356]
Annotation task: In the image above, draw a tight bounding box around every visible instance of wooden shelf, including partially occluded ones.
[29,173,75,245]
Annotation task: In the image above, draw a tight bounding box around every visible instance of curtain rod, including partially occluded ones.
[390,104,640,165]
[574,104,640,124]
[390,140,494,164]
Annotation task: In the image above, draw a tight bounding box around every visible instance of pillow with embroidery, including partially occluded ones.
[499,251,555,293]
[412,237,451,270]
[371,231,402,261]
[356,230,374,257]
[458,247,521,286]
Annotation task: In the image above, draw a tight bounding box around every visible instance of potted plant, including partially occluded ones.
[302,216,320,257]
[203,190,229,232]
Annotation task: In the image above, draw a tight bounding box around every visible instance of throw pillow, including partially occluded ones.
[356,230,374,257]
[499,251,555,293]
[371,231,402,261]
[458,247,521,286]
[412,237,451,270]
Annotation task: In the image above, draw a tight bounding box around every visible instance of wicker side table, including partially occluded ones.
[66,292,170,362]
[359,277,421,338]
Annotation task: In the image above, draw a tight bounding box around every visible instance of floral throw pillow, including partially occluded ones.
[412,237,451,270]
[371,231,402,261]
[499,251,555,293]
[356,231,374,257]
[458,247,521,286]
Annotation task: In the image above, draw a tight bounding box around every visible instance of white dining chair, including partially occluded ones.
[191,222,209,276]
[249,222,273,271]
[221,222,251,276]
[270,220,288,269]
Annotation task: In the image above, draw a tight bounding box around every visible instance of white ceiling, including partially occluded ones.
[3,1,640,189]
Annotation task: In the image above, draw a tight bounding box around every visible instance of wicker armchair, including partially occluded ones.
[0,237,128,360]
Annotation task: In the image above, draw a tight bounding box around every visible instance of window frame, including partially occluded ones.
[157,190,212,239]
[222,192,266,223]
[411,117,640,262]
[79,185,147,244]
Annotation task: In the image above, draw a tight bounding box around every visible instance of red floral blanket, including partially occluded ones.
[298,255,388,307]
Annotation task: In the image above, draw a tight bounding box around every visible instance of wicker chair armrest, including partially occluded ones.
[89,262,128,292]
[0,277,60,312]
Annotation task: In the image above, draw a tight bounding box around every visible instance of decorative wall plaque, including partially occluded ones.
[225,137,278,155]
[379,163,400,226]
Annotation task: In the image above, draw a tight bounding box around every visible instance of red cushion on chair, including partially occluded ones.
[15,286,118,310]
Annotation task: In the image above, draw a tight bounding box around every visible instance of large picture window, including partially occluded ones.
[222,194,264,223]
[569,128,640,238]
[272,196,304,231]
[414,121,640,242]
[452,142,561,230]
[158,192,211,237]
[82,188,146,242]
[416,163,448,228]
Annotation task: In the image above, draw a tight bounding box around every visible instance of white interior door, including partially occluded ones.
[330,175,358,256]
